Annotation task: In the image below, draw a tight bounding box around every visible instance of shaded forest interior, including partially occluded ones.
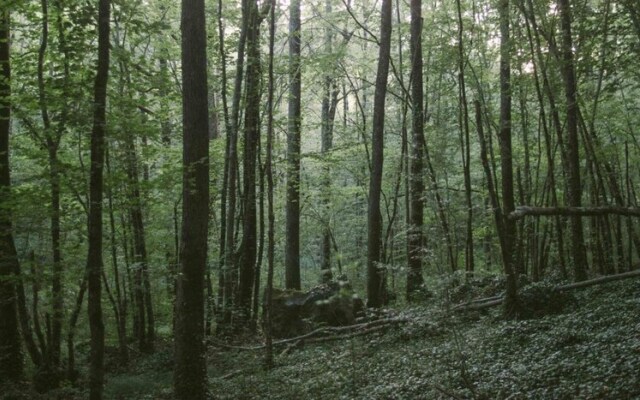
[1,0,640,399]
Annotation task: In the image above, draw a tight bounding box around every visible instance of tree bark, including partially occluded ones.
[174,0,210,396]
[367,0,392,308]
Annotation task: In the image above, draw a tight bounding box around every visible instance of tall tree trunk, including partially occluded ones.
[558,0,588,281]
[320,0,338,283]
[498,0,520,318]
[285,0,302,290]
[264,0,276,368]
[36,0,64,374]
[0,8,24,383]
[218,0,247,329]
[520,0,568,278]
[174,0,209,397]
[455,0,474,274]
[406,0,425,299]
[238,0,266,320]
[253,133,265,323]
[367,0,392,308]
[86,0,110,396]
[475,100,504,265]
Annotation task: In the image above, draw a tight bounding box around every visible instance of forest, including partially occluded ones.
[1,0,639,398]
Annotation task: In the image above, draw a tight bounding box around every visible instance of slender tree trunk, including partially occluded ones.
[320,0,337,283]
[406,0,425,298]
[66,277,86,383]
[219,0,247,329]
[105,147,127,362]
[238,0,266,320]
[86,0,110,396]
[215,0,229,325]
[0,8,24,383]
[367,0,392,308]
[263,0,276,369]
[558,0,588,281]
[126,139,154,352]
[520,0,568,278]
[15,264,42,367]
[498,0,520,317]
[285,0,302,290]
[455,0,474,275]
[36,0,64,374]
[174,0,209,397]
[253,135,265,323]
[475,100,504,259]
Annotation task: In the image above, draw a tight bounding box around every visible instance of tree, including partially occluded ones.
[367,0,392,308]
[174,0,210,396]
[263,0,276,368]
[124,137,154,352]
[218,0,247,329]
[0,7,24,383]
[237,0,268,320]
[558,0,588,282]
[86,0,111,397]
[35,0,65,376]
[455,0,474,274]
[285,0,302,290]
[498,0,520,317]
[406,0,426,299]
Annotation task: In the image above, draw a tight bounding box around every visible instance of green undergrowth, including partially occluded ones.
[56,279,640,399]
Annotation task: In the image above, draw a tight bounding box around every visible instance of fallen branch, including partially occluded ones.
[221,370,242,380]
[452,298,503,312]
[303,325,387,344]
[210,317,409,351]
[509,206,640,220]
[453,269,640,312]
[451,295,502,310]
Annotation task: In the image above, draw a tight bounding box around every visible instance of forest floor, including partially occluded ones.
[100,277,640,400]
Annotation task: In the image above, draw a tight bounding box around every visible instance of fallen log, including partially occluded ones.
[452,298,503,312]
[556,269,640,291]
[453,269,640,312]
[509,206,640,220]
[450,295,502,310]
